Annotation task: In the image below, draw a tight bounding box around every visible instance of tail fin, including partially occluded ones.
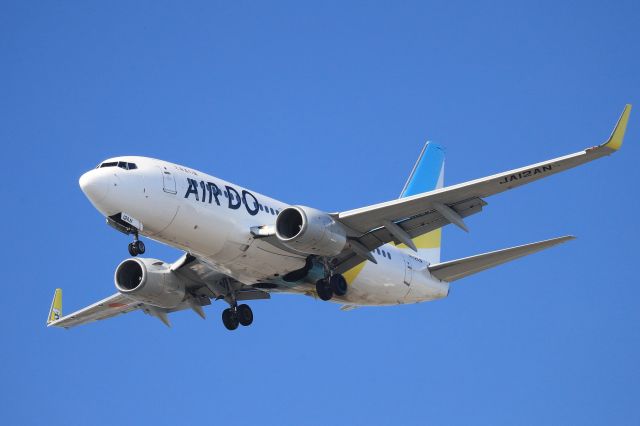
[47,288,62,325]
[398,142,445,263]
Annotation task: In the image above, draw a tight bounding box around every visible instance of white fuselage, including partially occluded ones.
[80,156,449,306]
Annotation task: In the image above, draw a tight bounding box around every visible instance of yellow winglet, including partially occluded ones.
[47,288,62,325]
[602,104,632,151]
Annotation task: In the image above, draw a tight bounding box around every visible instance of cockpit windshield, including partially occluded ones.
[96,161,137,170]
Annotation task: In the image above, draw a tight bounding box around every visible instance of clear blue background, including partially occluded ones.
[2,1,639,424]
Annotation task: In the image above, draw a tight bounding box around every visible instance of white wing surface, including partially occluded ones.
[337,106,630,235]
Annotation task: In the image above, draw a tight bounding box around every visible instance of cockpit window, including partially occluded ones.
[98,161,137,170]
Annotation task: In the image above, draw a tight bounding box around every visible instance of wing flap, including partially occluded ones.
[428,235,575,282]
[332,198,485,274]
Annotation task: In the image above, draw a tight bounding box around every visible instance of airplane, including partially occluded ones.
[47,105,631,331]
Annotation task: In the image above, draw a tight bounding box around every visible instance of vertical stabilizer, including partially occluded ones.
[398,142,445,263]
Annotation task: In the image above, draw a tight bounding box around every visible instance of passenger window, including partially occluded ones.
[375,248,381,255]
[270,208,275,215]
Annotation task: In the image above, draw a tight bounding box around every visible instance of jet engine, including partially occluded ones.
[114,258,186,308]
[275,206,347,256]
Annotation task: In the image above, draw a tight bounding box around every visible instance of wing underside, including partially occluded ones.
[47,254,270,329]
[47,293,142,328]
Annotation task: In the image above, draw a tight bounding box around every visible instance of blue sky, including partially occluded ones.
[1,1,639,424]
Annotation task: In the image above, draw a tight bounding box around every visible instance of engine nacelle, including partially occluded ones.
[114,258,186,309]
[275,206,347,256]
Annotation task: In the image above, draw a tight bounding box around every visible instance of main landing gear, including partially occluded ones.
[221,304,253,331]
[127,232,146,256]
[315,274,347,301]
[219,279,254,331]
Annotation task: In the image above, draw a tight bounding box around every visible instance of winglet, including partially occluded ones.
[47,288,63,325]
[601,104,632,151]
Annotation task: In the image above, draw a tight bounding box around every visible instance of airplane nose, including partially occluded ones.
[79,170,109,203]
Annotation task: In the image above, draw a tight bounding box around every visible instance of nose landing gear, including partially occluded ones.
[106,213,146,256]
[127,232,146,256]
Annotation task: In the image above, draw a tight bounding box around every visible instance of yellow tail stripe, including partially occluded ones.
[343,261,367,285]
[396,228,441,250]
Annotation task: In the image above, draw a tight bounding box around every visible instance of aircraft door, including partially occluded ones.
[403,256,413,286]
[161,169,177,194]
[403,253,426,287]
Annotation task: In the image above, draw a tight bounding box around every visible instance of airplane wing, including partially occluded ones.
[329,105,631,271]
[47,254,269,329]
[47,291,142,328]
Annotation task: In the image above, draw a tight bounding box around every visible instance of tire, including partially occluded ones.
[128,242,138,256]
[237,304,253,326]
[134,240,145,254]
[330,274,348,296]
[222,308,239,331]
[315,279,333,301]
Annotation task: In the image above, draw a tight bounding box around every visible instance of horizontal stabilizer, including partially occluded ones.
[428,236,575,282]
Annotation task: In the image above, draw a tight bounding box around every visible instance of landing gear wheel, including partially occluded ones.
[237,304,253,326]
[128,242,138,256]
[222,308,239,331]
[133,240,145,255]
[316,278,333,301]
[127,240,146,256]
[330,274,348,296]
